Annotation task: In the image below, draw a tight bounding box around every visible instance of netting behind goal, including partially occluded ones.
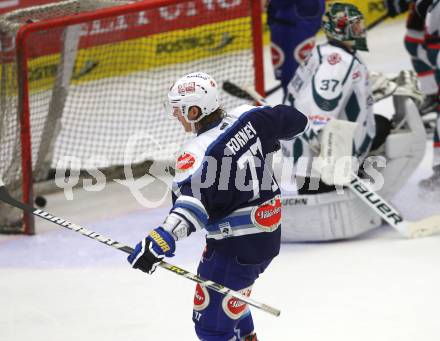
[0,0,264,234]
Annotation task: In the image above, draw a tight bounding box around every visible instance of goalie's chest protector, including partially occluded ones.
[171,105,285,262]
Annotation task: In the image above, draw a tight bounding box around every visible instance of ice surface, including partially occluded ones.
[1,19,439,341]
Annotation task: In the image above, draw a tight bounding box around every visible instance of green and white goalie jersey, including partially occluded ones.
[283,41,376,179]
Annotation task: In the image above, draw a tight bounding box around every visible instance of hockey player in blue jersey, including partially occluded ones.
[127,72,308,340]
[267,0,325,99]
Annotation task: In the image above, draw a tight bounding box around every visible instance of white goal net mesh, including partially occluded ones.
[0,0,262,233]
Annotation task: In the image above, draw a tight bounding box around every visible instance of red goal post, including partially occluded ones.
[0,0,264,234]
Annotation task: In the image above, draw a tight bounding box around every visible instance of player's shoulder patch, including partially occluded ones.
[176,151,197,172]
[173,140,204,183]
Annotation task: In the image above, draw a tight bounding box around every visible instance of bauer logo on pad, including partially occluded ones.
[176,152,196,172]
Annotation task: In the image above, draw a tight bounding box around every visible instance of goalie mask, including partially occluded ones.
[167,72,220,124]
[323,2,368,51]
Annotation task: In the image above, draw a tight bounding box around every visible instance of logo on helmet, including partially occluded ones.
[336,15,347,30]
[187,73,209,80]
[178,82,196,95]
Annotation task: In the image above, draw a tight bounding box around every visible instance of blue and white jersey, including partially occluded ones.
[169,104,308,263]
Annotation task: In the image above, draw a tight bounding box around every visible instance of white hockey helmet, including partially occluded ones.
[167,72,220,123]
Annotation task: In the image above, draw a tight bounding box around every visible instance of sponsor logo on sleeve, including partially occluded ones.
[176,152,196,172]
[194,283,210,311]
[251,195,281,232]
[327,52,342,65]
[352,70,361,81]
[222,285,252,320]
[308,114,331,126]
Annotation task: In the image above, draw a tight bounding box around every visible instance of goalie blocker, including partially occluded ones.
[279,95,427,242]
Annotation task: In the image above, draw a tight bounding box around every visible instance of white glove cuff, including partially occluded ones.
[162,213,190,241]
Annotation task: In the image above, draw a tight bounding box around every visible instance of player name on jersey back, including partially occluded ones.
[225,121,257,156]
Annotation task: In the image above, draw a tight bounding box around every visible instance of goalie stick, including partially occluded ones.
[222,81,440,238]
[0,179,280,317]
[348,174,440,238]
[222,81,268,105]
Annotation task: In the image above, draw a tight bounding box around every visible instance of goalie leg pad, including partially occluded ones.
[280,97,427,242]
[193,248,270,340]
[280,190,382,242]
[379,97,426,198]
[318,119,358,186]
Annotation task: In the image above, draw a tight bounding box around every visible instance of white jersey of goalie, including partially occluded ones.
[284,42,376,178]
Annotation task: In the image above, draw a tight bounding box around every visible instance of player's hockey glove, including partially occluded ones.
[127,227,176,274]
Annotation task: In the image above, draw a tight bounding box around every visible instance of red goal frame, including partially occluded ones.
[12,0,265,235]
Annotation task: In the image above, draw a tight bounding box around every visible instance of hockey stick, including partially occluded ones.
[222,81,268,105]
[222,81,440,238]
[264,13,390,96]
[348,174,440,238]
[0,179,280,317]
[265,83,282,97]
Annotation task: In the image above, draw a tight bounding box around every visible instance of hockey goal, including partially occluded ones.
[0,0,264,234]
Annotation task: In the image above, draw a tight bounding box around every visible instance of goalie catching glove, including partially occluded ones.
[369,71,398,102]
[369,70,423,105]
[127,227,176,274]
